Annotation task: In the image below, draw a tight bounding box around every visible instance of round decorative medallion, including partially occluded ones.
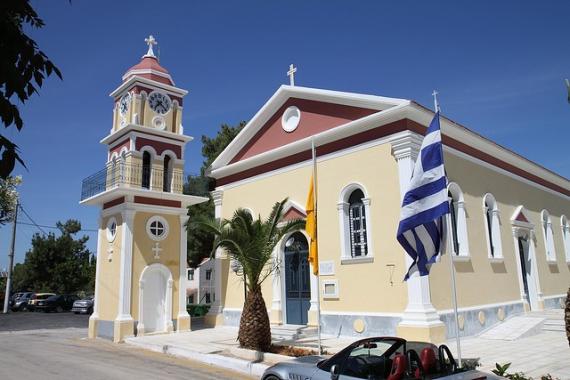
[478,311,486,325]
[281,106,301,133]
[497,307,505,321]
[353,319,365,334]
[152,115,166,130]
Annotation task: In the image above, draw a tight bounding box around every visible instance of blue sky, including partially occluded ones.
[1,0,570,269]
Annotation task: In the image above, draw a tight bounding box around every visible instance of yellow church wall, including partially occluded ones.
[130,212,182,323]
[220,143,409,315]
[429,152,570,311]
[97,213,123,321]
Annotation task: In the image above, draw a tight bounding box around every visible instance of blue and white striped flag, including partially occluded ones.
[397,112,449,280]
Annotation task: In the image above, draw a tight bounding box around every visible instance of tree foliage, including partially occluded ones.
[0,175,21,224]
[184,121,245,268]
[195,199,305,350]
[0,0,62,178]
[12,220,95,294]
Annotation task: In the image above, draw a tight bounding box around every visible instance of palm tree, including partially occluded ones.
[196,198,305,351]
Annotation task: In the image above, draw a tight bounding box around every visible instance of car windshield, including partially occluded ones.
[37,294,54,300]
[318,338,401,372]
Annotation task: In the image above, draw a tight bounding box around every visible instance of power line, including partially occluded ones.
[18,205,48,235]
[16,221,98,233]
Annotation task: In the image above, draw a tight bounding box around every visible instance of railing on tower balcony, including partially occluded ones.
[80,162,210,201]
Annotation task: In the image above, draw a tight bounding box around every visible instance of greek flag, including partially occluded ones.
[397,112,449,280]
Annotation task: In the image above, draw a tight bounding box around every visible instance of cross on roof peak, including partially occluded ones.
[287,64,297,86]
[144,35,158,58]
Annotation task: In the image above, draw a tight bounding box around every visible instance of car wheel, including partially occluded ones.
[74,312,79,314]
[88,307,93,314]
[56,306,63,313]
[264,376,282,380]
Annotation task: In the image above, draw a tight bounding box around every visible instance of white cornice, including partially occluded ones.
[208,90,569,196]
[80,187,208,208]
[210,85,408,170]
[100,124,193,146]
[109,75,188,99]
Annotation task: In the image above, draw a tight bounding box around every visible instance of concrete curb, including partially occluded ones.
[126,338,270,378]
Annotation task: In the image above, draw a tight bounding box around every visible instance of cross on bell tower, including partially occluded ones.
[144,35,157,58]
[287,64,297,86]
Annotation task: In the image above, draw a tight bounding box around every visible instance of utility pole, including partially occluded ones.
[3,201,19,314]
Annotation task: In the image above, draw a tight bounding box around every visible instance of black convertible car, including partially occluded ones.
[261,336,500,380]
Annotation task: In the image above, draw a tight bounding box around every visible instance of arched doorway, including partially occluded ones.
[138,264,173,335]
[284,232,311,325]
[142,151,151,189]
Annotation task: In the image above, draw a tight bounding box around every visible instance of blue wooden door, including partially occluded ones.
[285,233,311,325]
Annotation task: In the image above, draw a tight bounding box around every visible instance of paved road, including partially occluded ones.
[0,313,253,380]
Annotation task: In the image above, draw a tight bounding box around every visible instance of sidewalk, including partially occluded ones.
[125,326,352,378]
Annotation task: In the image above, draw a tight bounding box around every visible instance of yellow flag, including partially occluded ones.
[305,174,318,275]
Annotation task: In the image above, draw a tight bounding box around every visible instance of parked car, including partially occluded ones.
[36,294,80,313]
[11,292,34,311]
[71,296,94,314]
[28,293,56,311]
[260,336,501,380]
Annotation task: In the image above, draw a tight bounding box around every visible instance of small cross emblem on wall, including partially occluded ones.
[152,242,163,260]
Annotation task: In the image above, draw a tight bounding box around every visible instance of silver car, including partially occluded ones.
[261,337,501,380]
[71,296,94,314]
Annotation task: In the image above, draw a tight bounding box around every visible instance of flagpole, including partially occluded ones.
[434,90,462,368]
[311,137,322,355]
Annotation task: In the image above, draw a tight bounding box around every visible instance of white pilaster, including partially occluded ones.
[391,132,444,328]
[178,215,191,322]
[90,215,103,322]
[166,278,174,332]
[137,280,145,335]
[116,208,135,322]
[208,190,224,317]
[270,244,282,323]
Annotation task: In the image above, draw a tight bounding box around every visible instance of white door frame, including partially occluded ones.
[511,206,543,311]
[137,263,173,335]
[273,231,317,326]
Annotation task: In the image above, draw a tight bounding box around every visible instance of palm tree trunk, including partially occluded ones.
[564,288,570,345]
[238,287,271,351]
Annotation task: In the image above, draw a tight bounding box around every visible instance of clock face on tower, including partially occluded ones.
[148,91,172,115]
[119,93,131,115]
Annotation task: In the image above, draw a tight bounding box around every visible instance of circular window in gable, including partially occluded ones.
[146,216,169,241]
[281,106,301,133]
[106,217,117,242]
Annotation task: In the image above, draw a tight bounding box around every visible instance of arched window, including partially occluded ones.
[447,182,469,257]
[338,184,372,261]
[561,215,570,262]
[483,193,502,259]
[541,210,556,262]
[142,151,151,189]
[163,155,172,192]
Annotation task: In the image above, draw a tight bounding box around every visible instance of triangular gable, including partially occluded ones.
[210,85,407,171]
[511,205,534,228]
[280,200,306,222]
[230,97,378,163]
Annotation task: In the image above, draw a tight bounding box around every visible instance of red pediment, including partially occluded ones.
[230,97,377,164]
[280,200,306,222]
[511,205,533,227]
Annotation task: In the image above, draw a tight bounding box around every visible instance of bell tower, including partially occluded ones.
[80,36,207,343]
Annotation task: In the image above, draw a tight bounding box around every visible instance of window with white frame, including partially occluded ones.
[541,210,556,262]
[561,215,570,262]
[205,269,212,280]
[348,190,367,257]
[338,184,372,261]
[146,216,169,241]
[447,182,469,257]
[483,193,502,259]
[187,269,194,281]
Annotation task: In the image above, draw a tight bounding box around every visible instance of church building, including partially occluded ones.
[80,36,207,342]
[206,70,570,342]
